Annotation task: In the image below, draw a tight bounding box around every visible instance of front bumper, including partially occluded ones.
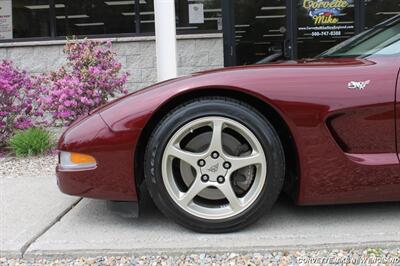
[56,114,141,201]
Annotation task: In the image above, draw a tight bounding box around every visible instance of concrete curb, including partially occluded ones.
[22,241,400,259]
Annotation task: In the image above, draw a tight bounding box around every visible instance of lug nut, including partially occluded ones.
[211,151,219,159]
[198,159,206,167]
[217,176,225,184]
[223,162,231,169]
[201,174,209,182]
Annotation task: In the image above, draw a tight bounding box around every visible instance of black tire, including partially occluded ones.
[144,97,285,233]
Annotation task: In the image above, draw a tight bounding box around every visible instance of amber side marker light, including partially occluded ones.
[59,151,97,170]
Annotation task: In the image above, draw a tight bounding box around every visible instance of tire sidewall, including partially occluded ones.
[144,98,285,232]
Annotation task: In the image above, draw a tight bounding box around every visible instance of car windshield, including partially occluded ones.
[319,16,400,58]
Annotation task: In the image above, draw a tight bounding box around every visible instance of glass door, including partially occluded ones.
[364,0,400,29]
[233,0,290,65]
[221,0,400,66]
[297,0,356,58]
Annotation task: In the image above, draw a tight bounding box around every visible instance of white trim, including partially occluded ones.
[0,33,223,48]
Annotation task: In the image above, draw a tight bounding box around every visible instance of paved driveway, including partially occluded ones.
[1,175,400,258]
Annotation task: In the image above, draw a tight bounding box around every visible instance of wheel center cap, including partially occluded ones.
[200,156,227,182]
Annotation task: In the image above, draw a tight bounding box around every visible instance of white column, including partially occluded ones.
[154,0,178,82]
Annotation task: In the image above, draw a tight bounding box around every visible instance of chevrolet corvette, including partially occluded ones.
[56,15,400,232]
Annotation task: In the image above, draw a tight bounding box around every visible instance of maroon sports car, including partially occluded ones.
[57,16,400,232]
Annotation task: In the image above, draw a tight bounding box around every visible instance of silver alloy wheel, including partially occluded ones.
[161,116,267,220]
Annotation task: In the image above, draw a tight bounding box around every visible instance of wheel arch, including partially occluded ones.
[134,88,300,201]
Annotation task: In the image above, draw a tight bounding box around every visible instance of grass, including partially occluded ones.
[8,128,54,157]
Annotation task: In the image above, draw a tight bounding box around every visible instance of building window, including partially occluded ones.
[2,0,221,41]
[175,0,222,32]
[11,0,51,39]
[139,0,222,33]
[55,0,137,37]
[139,0,155,33]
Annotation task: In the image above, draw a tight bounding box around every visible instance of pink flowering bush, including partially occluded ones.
[0,60,36,146]
[35,39,128,126]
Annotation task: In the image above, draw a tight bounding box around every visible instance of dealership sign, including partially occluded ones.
[303,0,350,25]
[0,0,12,39]
[299,0,354,38]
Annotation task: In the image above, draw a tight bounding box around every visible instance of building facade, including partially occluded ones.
[0,0,399,91]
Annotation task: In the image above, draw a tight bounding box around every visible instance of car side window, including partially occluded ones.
[319,17,400,58]
[374,37,400,55]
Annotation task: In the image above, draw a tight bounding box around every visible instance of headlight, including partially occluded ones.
[59,151,97,170]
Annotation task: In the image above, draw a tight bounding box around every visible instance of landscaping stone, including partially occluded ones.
[0,155,57,178]
[2,248,400,265]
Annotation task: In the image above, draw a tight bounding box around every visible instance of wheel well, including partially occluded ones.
[134,88,299,200]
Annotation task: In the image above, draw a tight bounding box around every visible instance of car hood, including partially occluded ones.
[155,57,374,91]
[191,57,369,74]
[102,57,371,107]
[101,57,372,110]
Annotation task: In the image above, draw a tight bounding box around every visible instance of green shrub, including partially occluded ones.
[8,128,53,157]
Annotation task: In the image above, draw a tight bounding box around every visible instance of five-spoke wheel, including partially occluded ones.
[161,116,267,220]
[145,97,285,232]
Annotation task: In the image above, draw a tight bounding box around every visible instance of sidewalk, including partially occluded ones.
[1,174,400,258]
[0,175,80,257]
